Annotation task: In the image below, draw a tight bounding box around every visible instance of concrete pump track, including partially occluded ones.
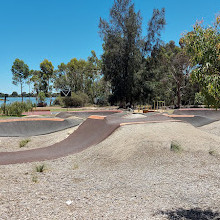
[0,109,219,165]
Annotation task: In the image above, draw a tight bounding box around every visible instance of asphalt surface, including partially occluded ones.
[0,112,174,165]
[0,109,219,165]
[56,110,123,119]
[172,109,220,127]
[0,118,83,137]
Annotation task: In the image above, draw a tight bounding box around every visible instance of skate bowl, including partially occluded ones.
[0,118,83,137]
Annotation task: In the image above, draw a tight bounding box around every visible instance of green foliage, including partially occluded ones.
[11,58,29,102]
[19,139,31,148]
[53,97,62,105]
[194,92,205,105]
[181,16,220,108]
[38,91,46,102]
[99,0,166,105]
[60,92,89,107]
[1,101,33,116]
[54,51,105,104]
[170,141,182,153]
[11,91,18,97]
[32,175,38,183]
[62,94,83,107]
[35,164,45,173]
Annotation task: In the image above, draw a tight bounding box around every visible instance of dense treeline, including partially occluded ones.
[10,0,220,108]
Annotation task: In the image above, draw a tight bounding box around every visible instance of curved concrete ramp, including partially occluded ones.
[0,113,179,165]
[171,109,220,127]
[0,118,82,137]
[0,117,119,165]
[56,110,122,119]
[173,109,220,120]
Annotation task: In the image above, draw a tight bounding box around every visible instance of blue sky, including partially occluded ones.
[0,0,219,94]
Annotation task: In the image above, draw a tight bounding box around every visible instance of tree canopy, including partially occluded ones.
[99,0,166,106]
[181,16,220,108]
[11,58,29,102]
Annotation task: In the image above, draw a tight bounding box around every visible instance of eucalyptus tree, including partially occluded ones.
[180,16,220,108]
[40,59,54,95]
[99,0,166,106]
[11,58,29,102]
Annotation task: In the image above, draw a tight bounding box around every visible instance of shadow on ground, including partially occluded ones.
[158,208,220,220]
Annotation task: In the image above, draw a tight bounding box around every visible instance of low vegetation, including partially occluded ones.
[1,101,33,117]
[170,141,182,153]
[35,164,46,173]
[19,138,31,148]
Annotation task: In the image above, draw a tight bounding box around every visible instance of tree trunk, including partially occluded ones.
[21,83,23,103]
[177,82,181,108]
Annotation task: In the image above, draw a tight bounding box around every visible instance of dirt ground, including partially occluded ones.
[0,116,219,219]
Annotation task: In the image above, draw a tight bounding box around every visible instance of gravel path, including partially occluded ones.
[0,122,219,219]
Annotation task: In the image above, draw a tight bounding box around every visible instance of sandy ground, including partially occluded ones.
[0,121,220,219]
[0,126,78,152]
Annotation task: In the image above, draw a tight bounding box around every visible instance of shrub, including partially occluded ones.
[1,101,33,117]
[62,94,83,107]
[53,97,62,105]
[35,164,45,173]
[76,92,89,106]
[170,141,182,152]
[19,139,31,148]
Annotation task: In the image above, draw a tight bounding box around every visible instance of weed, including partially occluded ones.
[19,139,31,148]
[209,150,217,156]
[35,164,45,173]
[73,163,79,170]
[32,175,38,183]
[170,141,182,153]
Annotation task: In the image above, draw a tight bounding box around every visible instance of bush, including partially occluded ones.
[76,92,89,105]
[19,139,31,148]
[35,164,45,173]
[53,96,62,105]
[62,95,83,107]
[170,141,182,152]
[1,101,33,117]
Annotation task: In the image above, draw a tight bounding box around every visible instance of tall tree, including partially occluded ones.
[40,59,54,96]
[181,16,220,108]
[99,0,165,106]
[11,58,29,102]
[160,41,190,108]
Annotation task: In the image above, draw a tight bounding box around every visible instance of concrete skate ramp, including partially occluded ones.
[0,117,119,165]
[173,109,220,120]
[169,115,217,127]
[56,110,122,119]
[0,118,82,137]
[172,109,220,127]
[0,113,178,165]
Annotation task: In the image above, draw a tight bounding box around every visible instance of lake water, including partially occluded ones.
[0,97,56,105]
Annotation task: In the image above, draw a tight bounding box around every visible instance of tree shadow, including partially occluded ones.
[159,208,220,220]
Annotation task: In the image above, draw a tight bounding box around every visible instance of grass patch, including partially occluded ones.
[170,141,182,153]
[19,139,31,148]
[35,164,46,173]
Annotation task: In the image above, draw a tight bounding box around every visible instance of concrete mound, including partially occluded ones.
[0,117,119,165]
